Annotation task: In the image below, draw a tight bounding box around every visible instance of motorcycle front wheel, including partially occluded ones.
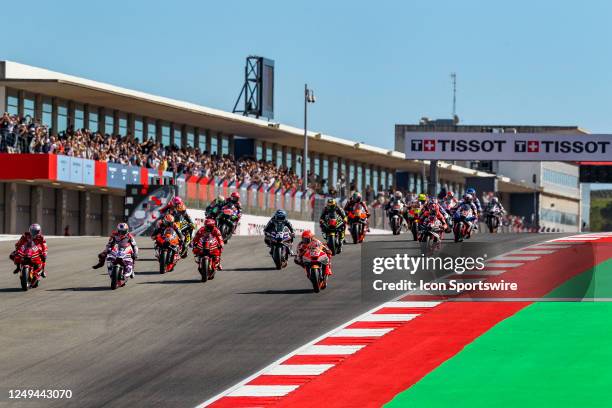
[200,257,209,282]
[309,267,321,293]
[20,266,29,291]
[111,265,119,290]
[159,250,167,274]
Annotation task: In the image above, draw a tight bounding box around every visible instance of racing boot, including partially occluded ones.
[92,253,106,269]
[13,265,19,274]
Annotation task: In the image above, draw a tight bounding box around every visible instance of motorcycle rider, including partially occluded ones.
[151,213,184,245]
[385,190,408,227]
[319,198,347,244]
[466,188,482,222]
[485,196,506,216]
[205,195,226,219]
[159,196,184,217]
[344,192,371,232]
[457,194,479,220]
[172,201,196,258]
[192,218,224,272]
[11,224,48,277]
[420,201,448,231]
[92,223,139,275]
[294,230,333,276]
[264,210,295,253]
[443,191,458,213]
[223,192,243,233]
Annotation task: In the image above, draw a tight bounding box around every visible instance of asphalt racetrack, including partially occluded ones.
[0,232,567,408]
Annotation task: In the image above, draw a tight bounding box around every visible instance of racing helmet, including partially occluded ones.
[176,202,187,212]
[171,196,184,207]
[204,218,216,231]
[352,192,362,202]
[394,191,403,199]
[463,194,473,203]
[216,195,225,204]
[466,188,476,196]
[491,197,499,204]
[418,193,427,203]
[117,222,129,237]
[230,192,240,202]
[302,229,314,243]
[274,209,287,221]
[29,223,41,238]
[163,213,174,226]
[326,198,336,208]
[447,191,455,199]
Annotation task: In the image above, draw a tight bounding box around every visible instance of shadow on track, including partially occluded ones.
[47,286,109,292]
[238,289,314,295]
[0,287,24,293]
[135,258,158,262]
[139,279,201,285]
[225,267,277,272]
[135,271,163,275]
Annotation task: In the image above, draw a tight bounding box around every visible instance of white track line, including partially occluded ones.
[485,262,524,268]
[227,385,299,397]
[492,255,541,261]
[298,345,364,355]
[360,313,418,322]
[381,301,441,308]
[531,245,572,249]
[266,364,333,376]
[512,249,556,254]
[330,328,393,337]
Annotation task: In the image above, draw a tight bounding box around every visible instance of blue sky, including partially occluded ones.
[3,0,612,149]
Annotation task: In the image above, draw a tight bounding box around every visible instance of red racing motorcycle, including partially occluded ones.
[301,243,331,293]
[15,240,45,291]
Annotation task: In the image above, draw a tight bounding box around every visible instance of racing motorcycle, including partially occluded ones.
[486,207,502,233]
[453,205,475,243]
[347,206,367,244]
[418,214,444,254]
[267,224,294,269]
[217,204,240,243]
[301,242,331,293]
[388,202,405,235]
[406,206,422,241]
[155,225,181,274]
[176,218,195,258]
[441,202,455,234]
[321,214,344,255]
[15,240,44,291]
[106,243,134,290]
[194,233,221,282]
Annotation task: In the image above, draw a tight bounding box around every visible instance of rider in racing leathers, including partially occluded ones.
[485,196,506,216]
[466,188,482,228]
[92,223,139,276]
[264,210,295,254]
[319,198,347,244]
[419,201,448,231]
[159,196,184,217]
[172,201,196,258]
[11,224,48,277]
[150,213,184,245]
[205,196,226,219]
[192,218,224,272]
[223,192,243,233]
[294,230,333,276]
[344,192,371,232]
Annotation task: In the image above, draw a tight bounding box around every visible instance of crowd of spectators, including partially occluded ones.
[0,113,303,190]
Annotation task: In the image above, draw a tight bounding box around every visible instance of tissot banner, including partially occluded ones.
[405,132,612,161]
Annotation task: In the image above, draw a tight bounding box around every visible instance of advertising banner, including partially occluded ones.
[404,132,612,161]
[56,155,71,182]
[82,159,95,185]
[107,163,128,188]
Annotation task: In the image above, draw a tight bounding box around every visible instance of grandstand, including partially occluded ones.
[0,61,552,235]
